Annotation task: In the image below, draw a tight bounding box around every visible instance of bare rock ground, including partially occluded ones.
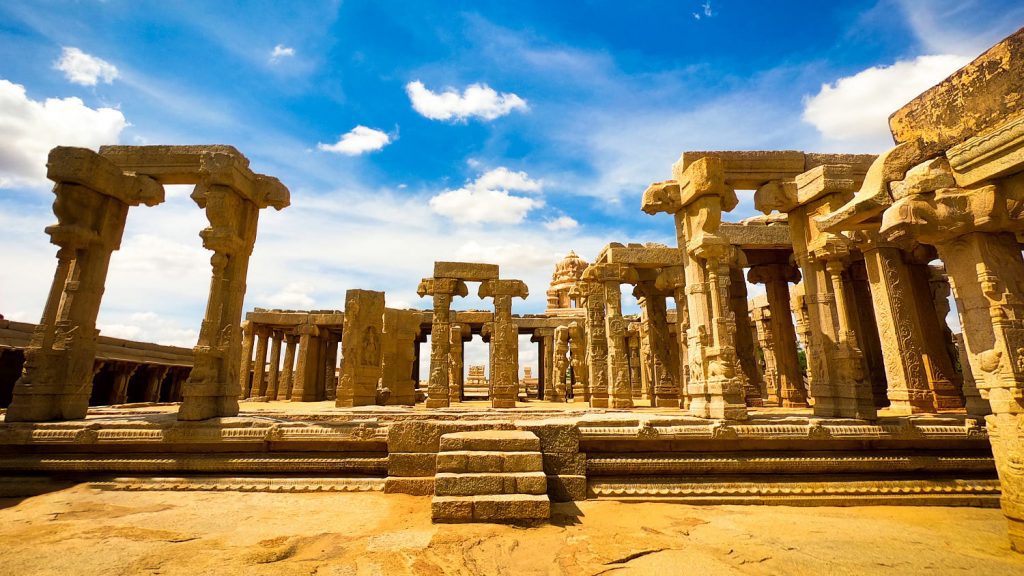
[1,485,1022,575]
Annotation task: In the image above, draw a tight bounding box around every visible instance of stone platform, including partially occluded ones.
[0,402,998,509]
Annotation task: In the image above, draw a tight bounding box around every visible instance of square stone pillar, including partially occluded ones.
[656,266,690,410]
[290,323,321,402]
[276,333,297,400]
[749,297,780,405]
[336,289,384,407]
[551,325,570,402]
[626,325,643,399]
[748,263,808,407]
[417,277,467,408]
[480,279,528,408]
[534,328,556,401]
[250,327,270,398]
[144,366,169,403]
[6,147,163,422]
[382,309,421,406]
[728,265,764,407]
[448,322,465,403]
[635,278,681,407]
[567,321,589,401]
[238,320,255,399]
[322,331,339,402]
[577,280,610,407]
[110,363,140,405]
[584,263,638,409]
[849,261,889,408]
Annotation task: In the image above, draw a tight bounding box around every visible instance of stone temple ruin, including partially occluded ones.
[2,26,1024,550]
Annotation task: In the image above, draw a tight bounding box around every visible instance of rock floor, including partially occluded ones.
[1,485,1022,575]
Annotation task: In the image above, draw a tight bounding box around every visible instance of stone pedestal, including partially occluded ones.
[336,289,385,407]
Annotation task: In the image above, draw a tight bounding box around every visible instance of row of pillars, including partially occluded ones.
[238,322,339,402]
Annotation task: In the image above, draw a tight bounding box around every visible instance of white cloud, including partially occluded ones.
[429,167,545,224]
[54,47,120,86]
[801,54,971,151]
[544,216,579,231]
[269,44,295,63]
[317,125,393,156]
[0,79,127,188]
[98,312,199,348]
[262,282,316,308]
[693,1,714,20]
[405,80,528,122]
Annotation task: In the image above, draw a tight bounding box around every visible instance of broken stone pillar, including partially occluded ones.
[748,262,808,407]
[382,309,421,406]
[238,320,255,399]
[584,263,638,409]
[277,333,297,400]
[479,279,528,408]
[336,289,384,407]
[635,278,680,407]
[577,280,609,407]
[567,321,588,401]
[641,158,747,419]
[6,147,164,422]
[417,277,468,408]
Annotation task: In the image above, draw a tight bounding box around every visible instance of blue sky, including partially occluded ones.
[1,1,1022,372]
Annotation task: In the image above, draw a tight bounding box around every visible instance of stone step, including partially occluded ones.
[435,471,547,496]
[439,430,541,452]
[436,451,544,474]
[432,494,551,523]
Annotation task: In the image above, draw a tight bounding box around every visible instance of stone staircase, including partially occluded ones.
[431,430,551,523]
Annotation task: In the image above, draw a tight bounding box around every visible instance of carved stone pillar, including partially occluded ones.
[336,289,384,407]
[635,278,680,407]
[729,265,763,407]
[238,320,255,399]
[626,325,643,399]
[849,261,889,408]
[534,328,555,401]
[417,277,467,408]
[6,147,163,422]
[322,331,339,402]
[567,320,588,401]
[382,309,421,406]
[144,366,169,403]
[291,323,321,402]
[480,279,528,408]
[111,363,140,405]
[584,263,638,409]
[250,327,270,399]
[449,323,465,403]
[551,325,570,402]
[749,298,780,405]
[277,333,297,400]
[790,287,813,398]
[748,263,807,407]
[578,281,609,407]
[656,266,690,410]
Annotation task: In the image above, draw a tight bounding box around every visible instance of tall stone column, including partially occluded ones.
[322,331,339,402]
[238,320,255,399]
[567,321,589,401]
[336,289,384,407]
[585,263,638,409]
[635,279,680,407]
[728,265,763,407]
[578,280,609,407]
[111,363,140,404]
[849,261,889,408]
[250,327,270,398]
[790,287,813,399]
[749,297,780,405]
[277,333,297,400]
[417,277,467,408]
[822,258,877,419]
[480,279,528,408]
[144,366,169,403]
[6,147,163,422]
[291,324,321,402]
[551,325,570,402]
[449,323,465,403]
[534,328,556,401]
[748,263,807,407]
[656,266,690,410]
[625,325,643,399]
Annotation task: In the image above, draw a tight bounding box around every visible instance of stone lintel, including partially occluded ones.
[433,262,499,281]
[719,222,791,249]
[596,244,684,268]
[794,164,857,206]
[678,150,805,189]
[99,144,290,210]
[889,26,1024,151]
[47,147,164,207]
[803,153,876,175]
[947,115,1024,187]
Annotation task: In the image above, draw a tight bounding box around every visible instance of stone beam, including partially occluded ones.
[594,242,684,268]
[433,261,499,281]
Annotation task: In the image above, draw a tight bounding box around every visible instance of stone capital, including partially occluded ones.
[582,262,639,285]
[48,147,164,207]
[654,266,687,293]
[747,262,801,285]
[478,278,529,299]
[417,277,469,298]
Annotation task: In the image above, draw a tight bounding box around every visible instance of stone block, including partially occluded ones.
[436,451,543,474]
[384,477,434,496]
[547,475,587,502]
[439,430,540,452]
[472,494,550,522]
[387,453,436,477]
[517,423,580,453]
[433,262,499,281]
[387,421,516,453]
[434,472,547,497]
[542,452,586,476]
[431,496,473,521]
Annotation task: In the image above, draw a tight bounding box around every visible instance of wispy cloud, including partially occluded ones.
[317,125,394,156]
[269,43,295,63]
[406,80,528,122]
[693,0,714,20]
[54,47,119,85]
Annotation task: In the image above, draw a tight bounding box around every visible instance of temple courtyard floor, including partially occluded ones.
[0,485,1021,576]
